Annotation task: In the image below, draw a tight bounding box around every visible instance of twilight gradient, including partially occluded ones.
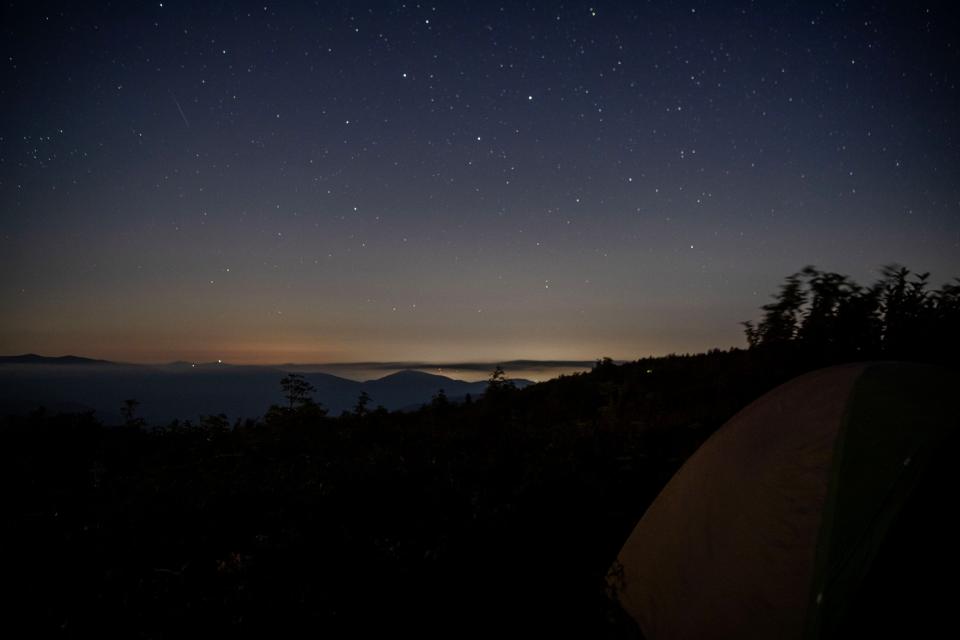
[1,1,958,364]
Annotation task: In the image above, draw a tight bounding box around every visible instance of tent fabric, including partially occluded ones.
[806,362,960,638]
[610,362,960,640]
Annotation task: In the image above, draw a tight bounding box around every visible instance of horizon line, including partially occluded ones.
[0,353,616,368]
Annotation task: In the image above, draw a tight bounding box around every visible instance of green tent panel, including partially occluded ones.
[610,362,960,640]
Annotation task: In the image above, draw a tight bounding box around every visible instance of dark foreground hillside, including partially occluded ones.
[1,348,810,638]
[2,266,957,637]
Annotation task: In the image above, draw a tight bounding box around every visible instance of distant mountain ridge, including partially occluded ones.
[0,356,533,424]
[0,353,114,365]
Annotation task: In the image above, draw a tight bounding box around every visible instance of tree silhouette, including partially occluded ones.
[265,374,326,424]
[120,398,146,428]
[743,271,805,347]
[593,357,618,381]
[280,374,315,410]
[430,388,449,409]
[486,365,514,392]
[743,264,960,364]
[878,264,931,358]
[353,391,371,417]
[199,413,230,435]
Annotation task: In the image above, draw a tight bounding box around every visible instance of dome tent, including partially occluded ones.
[609,362,960,639]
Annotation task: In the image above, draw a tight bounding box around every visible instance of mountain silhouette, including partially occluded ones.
[0,353,114,365]
[0,357,531,424]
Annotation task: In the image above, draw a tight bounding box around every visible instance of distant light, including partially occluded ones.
[218,359,222,364]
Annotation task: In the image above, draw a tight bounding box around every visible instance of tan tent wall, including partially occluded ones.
[804,362,960,638]
[611,365,866,640]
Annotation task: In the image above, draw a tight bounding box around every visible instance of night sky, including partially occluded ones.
[2,1,958,364]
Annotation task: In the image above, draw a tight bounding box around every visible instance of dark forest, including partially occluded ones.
[3,266,957,637]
